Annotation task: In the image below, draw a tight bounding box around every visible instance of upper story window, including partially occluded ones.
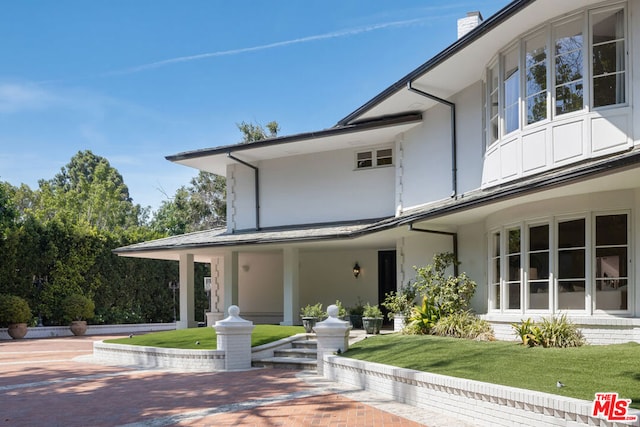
[485,3,626,148]
[356,148,393,169]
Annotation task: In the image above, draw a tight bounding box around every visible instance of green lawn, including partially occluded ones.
[344,334,640,408]
[104,325,305,350]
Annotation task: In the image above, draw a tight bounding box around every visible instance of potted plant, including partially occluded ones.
[62,294,95,336]
[381,284,417,332]
[334,300,348,321]
[0,294,32,339]
[362,303,383,334]
[300,303,324,333]
[348,298,364,329]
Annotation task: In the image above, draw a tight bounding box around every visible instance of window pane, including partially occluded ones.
[596,248,627,278]
[508,254,521,281]
[503,48,519,134]
[526,32,547,95]
[508,228,520,254]
[592,8,624,45]
[558,249,585,279]
[376,149,393,166]
[596,279,627,310]
[529,281,548,309]
[507,282,520,309]
[596,214,627,246]
[555,50,583,85]
[529,252,549,280]
[527,94,547,124]
[357,152,372,168]
[593,41,625,75]
[558,280,585,310]
[493,257,501,282]
[493,232,501,257]
[556,82,583,114]
[529,224,549,251]
[593,73,625,108]
[555,19,583,57]
[558,219,585,248]
[493,284,501,309]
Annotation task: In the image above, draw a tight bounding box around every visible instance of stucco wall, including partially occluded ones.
[237,252,283,314]
[299,249,379,310]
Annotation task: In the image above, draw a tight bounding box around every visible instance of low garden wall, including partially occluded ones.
[484,316,640,345]
[323,355,640,427]
[0,323,175,340]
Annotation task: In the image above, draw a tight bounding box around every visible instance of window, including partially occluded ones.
[554,17,584,115]
[506,227,522,309]
[484,4,627,147]
[557,219,586,310]
[503,47,520,134]
[356,148,393,169]
[591,7,626,108]
[528,224,549,309]
[490,231,501,310]
[489,212,630,314]
[525,32,548,124]
[595,214,628,310]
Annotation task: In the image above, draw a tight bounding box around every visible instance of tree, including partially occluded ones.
[152,120,279,235]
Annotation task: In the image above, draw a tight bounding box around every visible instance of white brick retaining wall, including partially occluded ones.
[323,355,640,427]
[93,341,226,371]
[0,323,175,340]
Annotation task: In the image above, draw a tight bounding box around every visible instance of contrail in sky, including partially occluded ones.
[105,17,431,76]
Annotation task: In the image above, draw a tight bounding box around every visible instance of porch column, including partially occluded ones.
[223,251,239,312]
[280,247,300,326]
[205,256,225,326]
[177,253,197,329]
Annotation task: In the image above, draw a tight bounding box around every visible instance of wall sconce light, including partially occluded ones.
[353,262,361,278]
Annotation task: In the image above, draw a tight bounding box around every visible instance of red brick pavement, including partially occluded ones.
[0,335,426,427]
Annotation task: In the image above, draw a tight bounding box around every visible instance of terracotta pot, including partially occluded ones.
[69,320,88,336]
[7,323,28,339]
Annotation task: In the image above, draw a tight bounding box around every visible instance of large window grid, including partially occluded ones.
[484,3,627,148]
[488,212,630,314]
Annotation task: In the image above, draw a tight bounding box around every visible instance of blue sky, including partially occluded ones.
[0,1,509,212]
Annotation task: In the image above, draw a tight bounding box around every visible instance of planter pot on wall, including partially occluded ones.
[349,314,363,329]
[362,317,382,334]
[70,320,88,336]
[7,323,28,339]
[301,317,317,333]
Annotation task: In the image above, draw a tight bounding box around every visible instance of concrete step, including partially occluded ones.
[292,340,317,349]
[252,356,317,371]
[274,348,317,359]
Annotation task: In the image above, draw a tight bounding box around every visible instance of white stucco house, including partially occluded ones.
[116,0,640,343]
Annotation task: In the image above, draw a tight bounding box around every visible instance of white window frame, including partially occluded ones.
[355,147,394,170]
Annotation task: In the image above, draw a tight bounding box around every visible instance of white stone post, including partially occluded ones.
[214,305,255,371]
[314,304,351,376]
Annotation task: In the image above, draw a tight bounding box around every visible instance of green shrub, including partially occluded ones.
[61,294,95,322]
[334,300,347,318]
[348,298,365,316]
[413,252,476,318]
[382,283,417,320]
[432,311,495,340]
[512,315,584,348]
[300,303,324,318]
[406,296,439,334]
[363,303,382,318]
[0,294,32,325]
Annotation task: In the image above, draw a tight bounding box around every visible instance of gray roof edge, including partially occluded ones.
[336,0,535,126]
[165,112,422,162]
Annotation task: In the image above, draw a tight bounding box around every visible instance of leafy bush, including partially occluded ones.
[362,303,382,318]
[382,283,417,320]
[334,300,347,318]
[512,315,585,348]
[413,252,476,318]
[61,294,95,322]
[300,303,324,318]
[431,311,495,340]
[0,294,32,325]
[406,296,439,334]
[348,298,365,315]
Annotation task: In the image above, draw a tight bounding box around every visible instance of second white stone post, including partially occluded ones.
[313,304,351,376]
[214,305,255,371]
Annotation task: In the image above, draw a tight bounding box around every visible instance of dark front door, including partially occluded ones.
[378,250,397,324]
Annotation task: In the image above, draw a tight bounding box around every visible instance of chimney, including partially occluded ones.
[457,11,483,39]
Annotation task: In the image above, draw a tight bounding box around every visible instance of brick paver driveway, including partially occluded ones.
[0,335,436,426]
